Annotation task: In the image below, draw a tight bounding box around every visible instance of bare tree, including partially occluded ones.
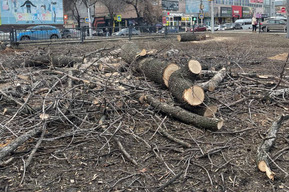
[94,0,125,31]
[121,0,161,26]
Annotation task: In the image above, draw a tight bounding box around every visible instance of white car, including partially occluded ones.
[207,26,219,31]
[0,31,10,41]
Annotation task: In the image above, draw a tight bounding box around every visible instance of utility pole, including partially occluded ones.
[87,0,92,37]
[287,0,289,38]
[211,0,214,33]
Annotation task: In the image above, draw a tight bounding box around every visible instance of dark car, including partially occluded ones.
[233,23,243,30]
[17,25,61,41]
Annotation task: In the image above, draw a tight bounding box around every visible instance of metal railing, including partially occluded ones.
[5,25,199,44]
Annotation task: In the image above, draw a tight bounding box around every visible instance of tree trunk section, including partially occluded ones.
[120,42,142,64]
[24,55,85,67]
[177,33,206,42]
[168,70,205,106]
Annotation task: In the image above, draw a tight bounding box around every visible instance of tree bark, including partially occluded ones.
[177,33,206,42]
[120,42,142,64]
[139,94,223,131]
[168,70,205,106]
[24,55,85,67]
[198,68,227,92]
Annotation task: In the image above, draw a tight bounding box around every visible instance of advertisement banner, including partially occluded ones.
[249,0,263,4]
[220,7,232,17]
[242,7,253,18]
[232,5,242,18]
[162,0,179,11]
[185,0,210,13]
[1,0,64,25]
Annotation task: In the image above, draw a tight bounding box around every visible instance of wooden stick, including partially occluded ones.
[256,114,289,180]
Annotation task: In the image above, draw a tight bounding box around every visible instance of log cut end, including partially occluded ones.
[177,35,182,42]
[163,63,180,87]
[137,49,147,57]
[183,85,204,106]
[203,105,218,117]
[216,119,224,130]
[258,161,275,180]
[188,60,202,74]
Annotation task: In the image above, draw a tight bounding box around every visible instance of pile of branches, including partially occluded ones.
[0,43,288,189]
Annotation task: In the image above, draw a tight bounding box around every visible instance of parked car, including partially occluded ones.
[17,25,61,41]
[193,25,207,32]
[158,27,179,33]
[61,29,80,38]
[206,25,219,31]
[112,28,141,36]
[224,23,235,30]
[233,23,243,30]
[261,19,287,32]
[217,24,226,31]
[92,28,105,36]
[0,31,10,41]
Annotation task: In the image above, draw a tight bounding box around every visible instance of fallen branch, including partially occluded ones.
[0,123,42,161]
[197,67,227,92]
[139,94,223,131]
[256,114,289,180]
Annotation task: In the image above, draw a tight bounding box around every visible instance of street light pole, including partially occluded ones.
[87,0,92,37]
[211,0,214,33]
[287,0,289,38]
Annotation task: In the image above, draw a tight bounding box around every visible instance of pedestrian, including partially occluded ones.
[252,16,257,32]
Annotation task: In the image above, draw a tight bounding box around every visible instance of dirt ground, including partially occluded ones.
[0,32,289,192]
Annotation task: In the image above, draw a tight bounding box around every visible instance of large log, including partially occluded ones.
[120,42,204,106]
[177,33,206,42]
[120,42,142,64]
[139,94,223,131]
[24,55,85,67]
[168,70,205,106]
[256,114,289,180]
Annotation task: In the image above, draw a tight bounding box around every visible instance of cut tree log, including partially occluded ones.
[168,70,205,106]
[177,33,206,42]
[120,42,142,64]
[138,94,223,131]
[24,55,85,67]
[256,114,289,180]
[197,67,227,92]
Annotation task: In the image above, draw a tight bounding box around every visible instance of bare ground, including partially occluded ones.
[0,32,289,192]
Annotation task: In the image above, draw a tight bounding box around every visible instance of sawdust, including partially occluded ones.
[268,52,289,61]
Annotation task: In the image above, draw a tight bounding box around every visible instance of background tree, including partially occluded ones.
[95,0,125,31]
[121,0,162,26]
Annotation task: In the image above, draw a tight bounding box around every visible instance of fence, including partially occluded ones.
[2,25,191,44]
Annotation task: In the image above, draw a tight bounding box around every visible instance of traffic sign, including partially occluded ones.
[84,17,89,23]
[199,13,204,19]
[117,15,122,22]
[281,7,286,13]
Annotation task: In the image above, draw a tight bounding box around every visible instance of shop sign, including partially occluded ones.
[220,7,232,17]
